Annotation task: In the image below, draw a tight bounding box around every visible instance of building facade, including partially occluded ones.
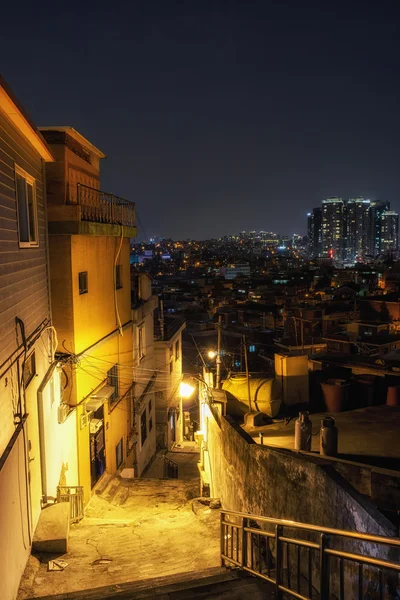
[321,197,344,260]
[309,198,393,262]
[345,197,370,262]
[0,79,61,600]
[153,310,186,449]
[131,272,158,476]
[307,206,322,257]
[368,201,390,257]
[380,210,399,254]
[40,126,137,504]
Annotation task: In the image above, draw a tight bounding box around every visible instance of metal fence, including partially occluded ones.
[57,485,84,523]
[76,183,135,227]
[163,455,178,478]
[220,510,400,599]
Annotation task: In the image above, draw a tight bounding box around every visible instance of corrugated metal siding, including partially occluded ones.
[0,111,50,368]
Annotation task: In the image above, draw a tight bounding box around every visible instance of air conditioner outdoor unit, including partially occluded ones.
[58,403,69,424]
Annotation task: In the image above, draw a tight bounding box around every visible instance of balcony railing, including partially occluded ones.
[76,183,136,227]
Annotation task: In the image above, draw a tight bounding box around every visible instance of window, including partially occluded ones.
[107,365,119,403]
[138,326,145,360]
[140,410,147,446]
[23,351,36,388]
[175,340,180,361]
[15,166,38,247]
[116,438,123,469]
[79,271,88,294]
[115,264,123,289]
[149,398,152,413]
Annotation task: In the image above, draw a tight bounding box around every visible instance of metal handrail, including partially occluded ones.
[163,455,178,479]
[221,509,400,546]
[220,509,400,600]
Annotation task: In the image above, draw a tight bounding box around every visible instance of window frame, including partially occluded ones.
[23,350,36,389]
[15,165,39,248]
[140,409,147,447]
[79,271,88,295]
[138,325,145,360]
[116,438,124,469]
[115,264,123,290]
[107,365,119,404]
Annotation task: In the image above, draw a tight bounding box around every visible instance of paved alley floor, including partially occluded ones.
[19,453,222,599]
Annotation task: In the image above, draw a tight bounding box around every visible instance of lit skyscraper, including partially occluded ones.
[381,211,399,254]
[307,207,323,257]
[322,197,344,260]
[345,197,370,261]
[368,201,390,257]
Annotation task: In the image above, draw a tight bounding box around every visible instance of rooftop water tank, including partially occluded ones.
[222,375,281,418]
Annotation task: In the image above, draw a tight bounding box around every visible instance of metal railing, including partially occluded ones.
[163,455,178,479]
[57,485,84,523]
[220,510,400,599]
[76,183,135,227]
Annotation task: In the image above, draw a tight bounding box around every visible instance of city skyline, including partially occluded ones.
[2,1,400,238]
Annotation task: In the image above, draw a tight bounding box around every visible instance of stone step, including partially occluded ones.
[111,483,130,506]
[102,477,120,502]
[27,567,274,600]
[32,502,70,554]
[95,472,114,496]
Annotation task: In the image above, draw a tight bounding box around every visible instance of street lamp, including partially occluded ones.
[207,350,217,359]
[179,381,195,441]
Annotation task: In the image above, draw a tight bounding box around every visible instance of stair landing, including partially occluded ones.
[32,502,70,554]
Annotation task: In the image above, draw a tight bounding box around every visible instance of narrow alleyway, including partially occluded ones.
[18,452,222,598]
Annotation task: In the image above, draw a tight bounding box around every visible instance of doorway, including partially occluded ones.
[90,405,106,488]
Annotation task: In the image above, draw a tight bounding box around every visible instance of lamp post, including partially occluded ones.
[179,381,195,441]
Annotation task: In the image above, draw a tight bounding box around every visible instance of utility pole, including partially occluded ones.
[243,334,252,411]
[216,313,222,389]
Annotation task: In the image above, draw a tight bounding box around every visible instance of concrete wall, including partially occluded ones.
[206,413,399,596]
[0,433,31,600]
[41,368,79,500]
[207,413,395,536]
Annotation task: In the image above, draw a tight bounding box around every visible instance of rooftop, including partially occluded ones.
[39,126,106,158]
[243,405,400,470]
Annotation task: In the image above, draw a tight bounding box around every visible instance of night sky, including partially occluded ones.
[2,1,400,240]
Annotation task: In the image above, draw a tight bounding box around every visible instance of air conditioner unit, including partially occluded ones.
[58,403,69,424]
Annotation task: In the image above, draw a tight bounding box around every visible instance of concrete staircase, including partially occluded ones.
[30,568,275,599]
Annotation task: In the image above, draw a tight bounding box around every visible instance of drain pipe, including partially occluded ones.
[37,361,58,505]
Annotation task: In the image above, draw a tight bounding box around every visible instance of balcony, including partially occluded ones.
[77,183,136,228]
[47,183,136,237]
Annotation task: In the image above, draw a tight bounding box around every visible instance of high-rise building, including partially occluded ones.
[345,198,370,261]
[322,197,344,259]
[307,197,394,262]
[369,201,390,257]
[307,207,323,257]
[381,211,399,254]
